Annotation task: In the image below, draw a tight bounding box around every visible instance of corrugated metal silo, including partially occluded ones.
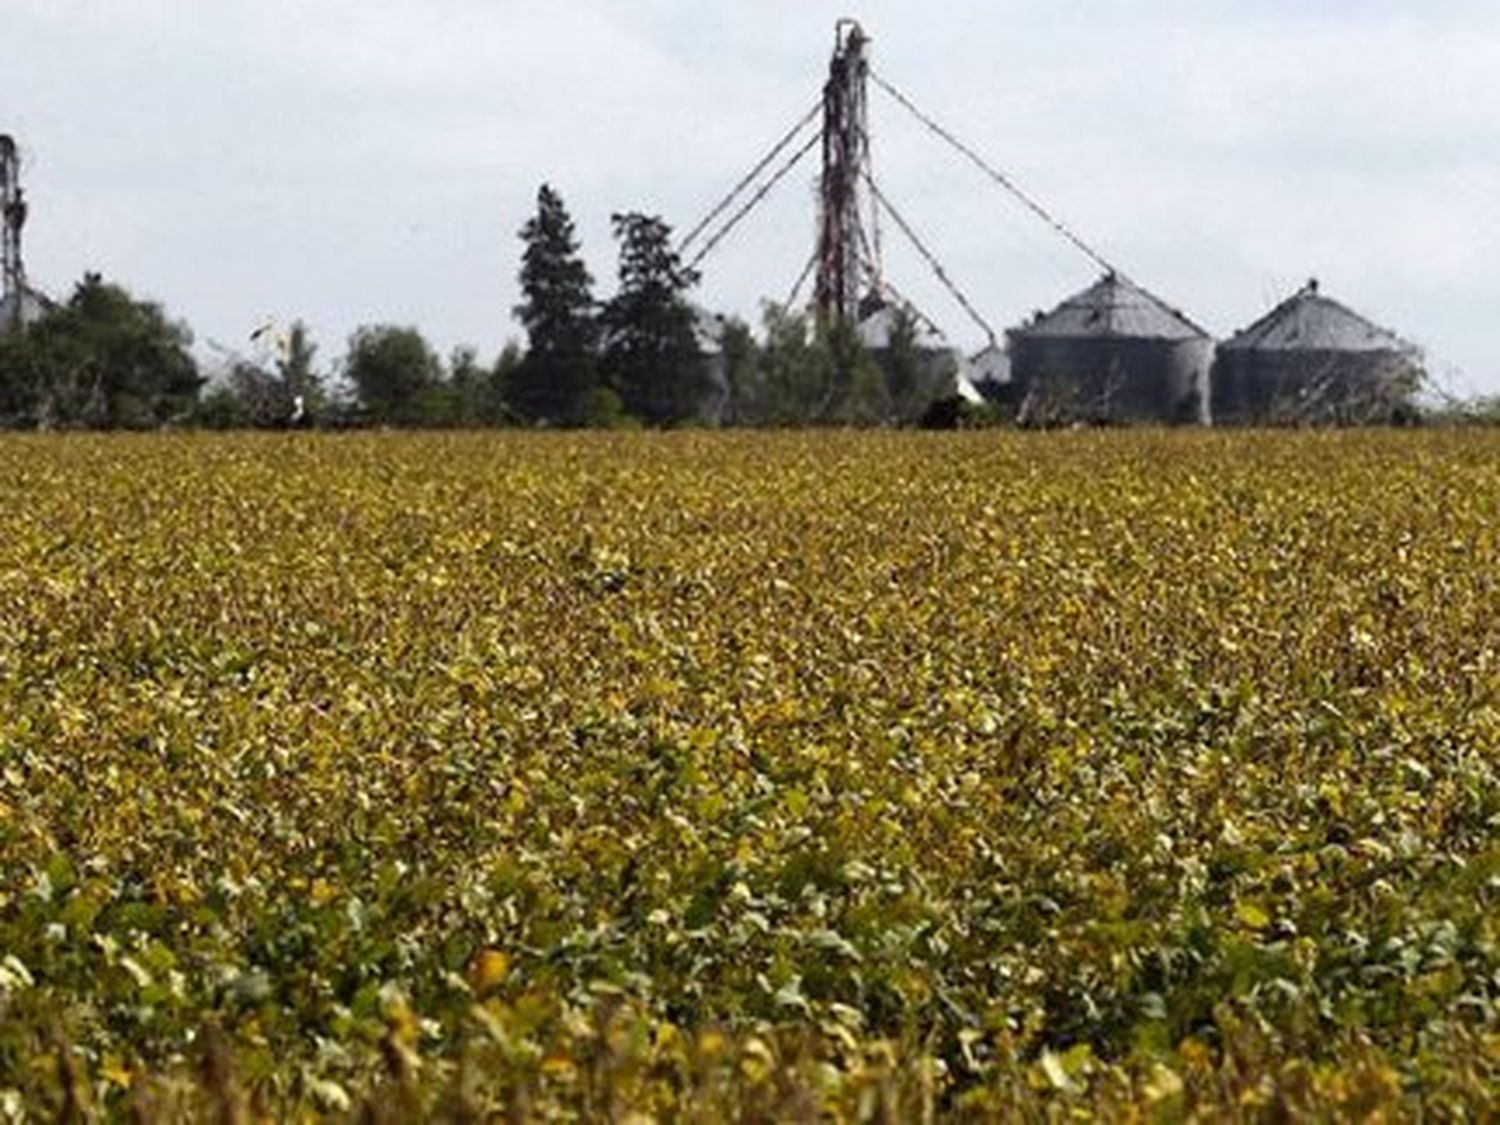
[1009,272,1212,426]
[1213,280,1422,425]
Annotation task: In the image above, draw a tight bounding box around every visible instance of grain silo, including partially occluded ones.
[1009,272,1212,426]
[1212,280,1422,425]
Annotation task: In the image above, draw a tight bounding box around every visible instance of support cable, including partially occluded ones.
[864,170,998,347]
[687,129,822,273]
[679,102,821,255]
[863,114,884,289]
[1418,362,1473,412]
[789,213,944,344]
[841,205,944,340]
[869,68,1119,278]
[872,273,949,343]
[785,249,819,310]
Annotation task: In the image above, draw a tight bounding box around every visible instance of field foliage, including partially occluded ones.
[0,431,1497,1120]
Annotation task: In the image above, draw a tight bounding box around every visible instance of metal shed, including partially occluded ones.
[1212,280,1422,425]
[1009,272,1212,426]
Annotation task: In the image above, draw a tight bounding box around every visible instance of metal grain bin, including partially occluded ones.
[1213,280,1422,425]
[1009,272,1212,426]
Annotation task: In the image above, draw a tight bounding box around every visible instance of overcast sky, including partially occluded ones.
[9,1,1498,392]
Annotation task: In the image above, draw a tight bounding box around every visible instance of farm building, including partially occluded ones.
[1212,280,1423,425]
[1009,272,1212,426]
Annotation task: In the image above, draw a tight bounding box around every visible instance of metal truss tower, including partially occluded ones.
[814,21,879,325]
[1,135,27,332]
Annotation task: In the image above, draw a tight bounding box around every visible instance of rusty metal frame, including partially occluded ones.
[814,21,877,326]
[1,135,27,332]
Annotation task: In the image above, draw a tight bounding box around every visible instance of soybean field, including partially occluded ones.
[1,431,1498,1120]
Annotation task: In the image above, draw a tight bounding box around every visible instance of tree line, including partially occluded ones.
[0,185,937,431]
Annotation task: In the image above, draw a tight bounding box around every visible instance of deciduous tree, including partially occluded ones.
[0,273,201,429]
[345,325,442,425]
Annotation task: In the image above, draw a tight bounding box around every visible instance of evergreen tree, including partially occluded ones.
[510,185,598,426]
[600,212,706,427]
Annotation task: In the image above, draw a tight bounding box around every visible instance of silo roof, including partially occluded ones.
[1221,281,1416,355]
[1015,272,1209,342]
